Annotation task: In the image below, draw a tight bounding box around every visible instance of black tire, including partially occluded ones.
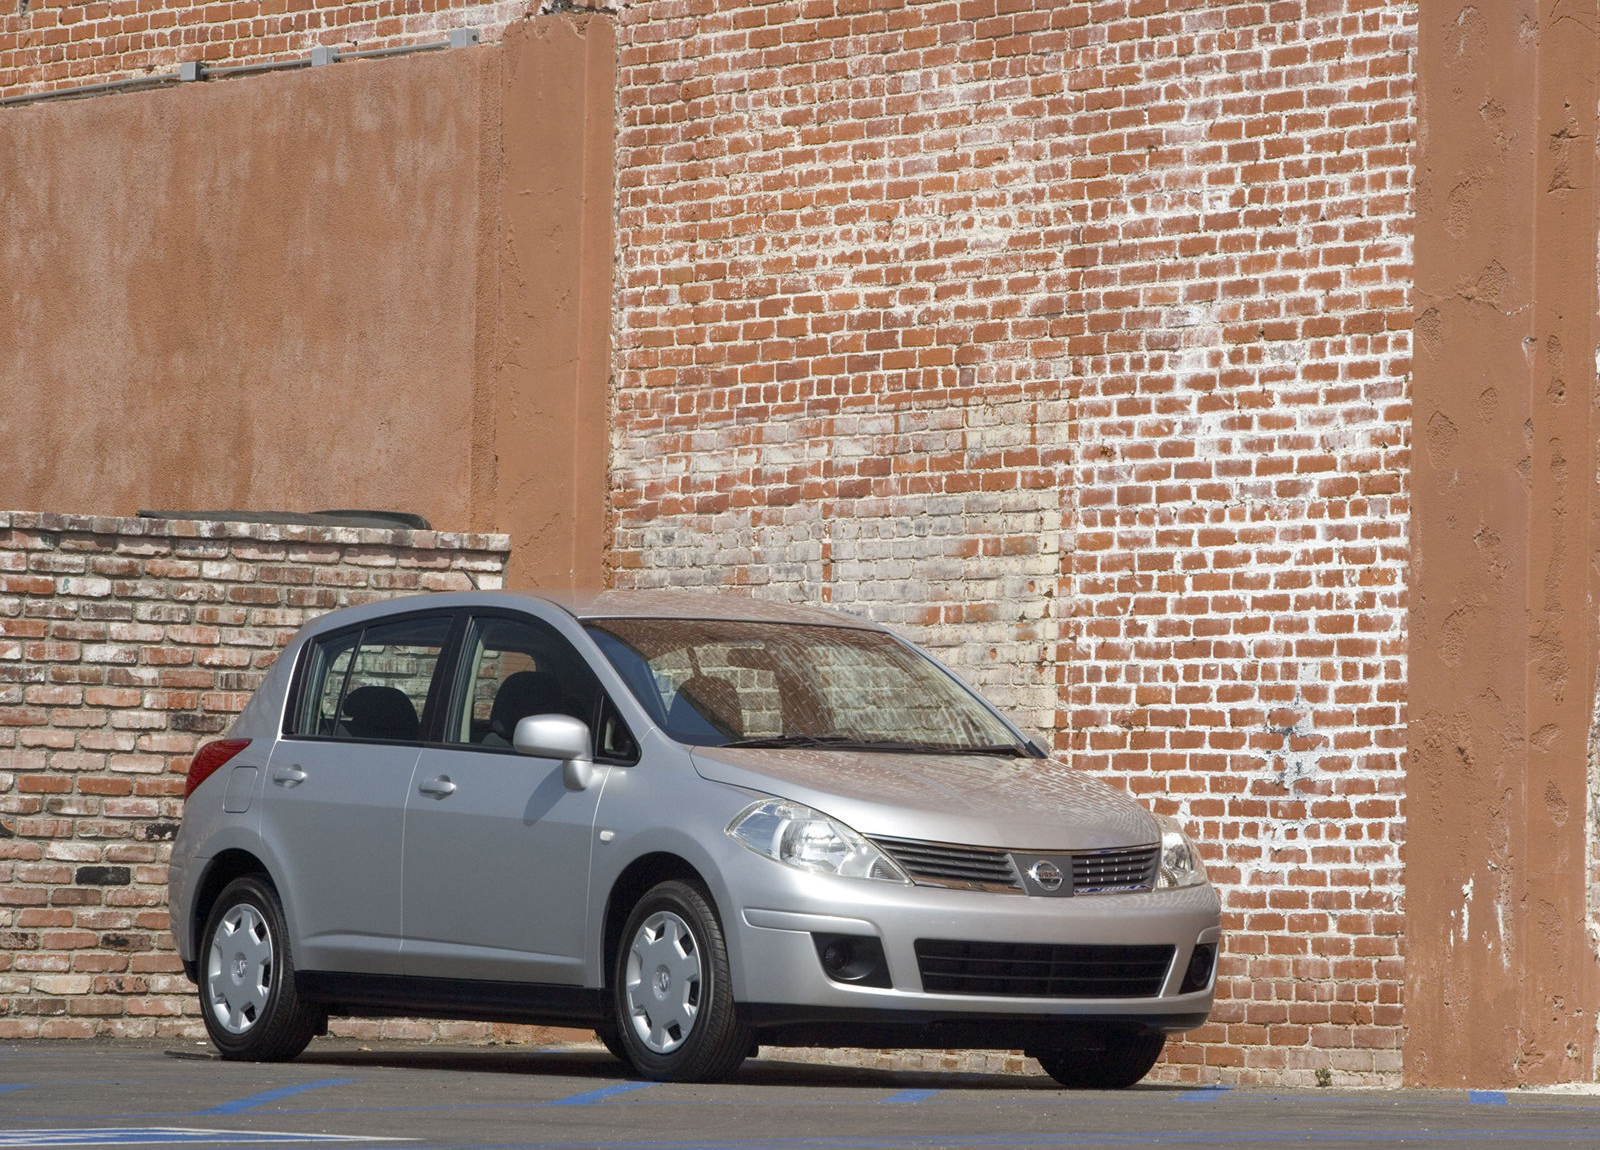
[593,1023,632,1067]
[611,879,751,1083]
[197,875,320,1061]
[1032,1026,1166,1089]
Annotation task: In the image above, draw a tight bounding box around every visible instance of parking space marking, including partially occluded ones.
[0,1087,33,1095]
[544,1082,656,1107]
[193,1080,359,1116]
[0,1129,398,1147]
[1175,1086,1231,1102]
[880,1090,939,1104]
[1469,1091,1508,1106]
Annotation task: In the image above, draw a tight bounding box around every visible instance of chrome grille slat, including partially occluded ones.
[1070,845,1159,893]
[870,836,1020,892]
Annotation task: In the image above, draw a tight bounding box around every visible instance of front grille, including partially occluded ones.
[870,836,1021,892]
[872,836,1163,895]
[1071,845,1160,893]
[915,939,1174,998]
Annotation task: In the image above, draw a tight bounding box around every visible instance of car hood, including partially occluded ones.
[689,746,1159,850]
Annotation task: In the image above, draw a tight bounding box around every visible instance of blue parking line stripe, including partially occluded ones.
[1467,1090,1507,1105]
[545,1081,655,1106]
[1175,1085,1230,1102]
[192,1078,357,1115]
[0,1085,32,1094]
[880,1089,939,1103]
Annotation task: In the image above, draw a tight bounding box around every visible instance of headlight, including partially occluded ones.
[727,799,910,883]
[1155,814,1208,889]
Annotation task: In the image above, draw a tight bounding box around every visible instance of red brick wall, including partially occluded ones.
[4,0,1419,1085]
[0,512,509,1038]
[610,0,1415,1085]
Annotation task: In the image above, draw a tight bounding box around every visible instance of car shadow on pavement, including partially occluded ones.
[290,1043,1191,1091]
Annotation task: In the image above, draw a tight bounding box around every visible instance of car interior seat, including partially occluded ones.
[341,685,421,741]
[484,670,574,746]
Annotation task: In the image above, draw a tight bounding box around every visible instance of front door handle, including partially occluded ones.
[272,765,306,787]
[417,775,456,798]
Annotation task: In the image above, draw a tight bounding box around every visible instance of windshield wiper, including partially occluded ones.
[720,735,891,750]
[720,735,1027,755]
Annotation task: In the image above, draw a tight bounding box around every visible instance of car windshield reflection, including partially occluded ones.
[585,617,1028,753]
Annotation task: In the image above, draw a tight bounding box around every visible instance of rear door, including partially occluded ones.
[262,612,455,975]
[400,611,636,984]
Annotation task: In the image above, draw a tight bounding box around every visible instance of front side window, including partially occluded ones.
[585,618,1025,754]
[450,615,637,762]
[292,615,451,741]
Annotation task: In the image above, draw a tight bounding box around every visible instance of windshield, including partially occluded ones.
[585,618,1027,754]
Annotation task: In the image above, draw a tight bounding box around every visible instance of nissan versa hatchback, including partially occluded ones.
[169,591,1221,1087]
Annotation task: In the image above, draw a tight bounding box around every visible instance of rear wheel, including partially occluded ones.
[1031,1027,1166,1089]
[611,879,751,1083]
[199,875,320,1061]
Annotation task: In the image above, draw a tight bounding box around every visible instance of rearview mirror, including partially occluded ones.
[512,714,594,791]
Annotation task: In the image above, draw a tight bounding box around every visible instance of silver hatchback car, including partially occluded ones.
[169,591,1221,1087]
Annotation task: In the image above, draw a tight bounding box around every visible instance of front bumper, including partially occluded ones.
[726,869,1221,1044]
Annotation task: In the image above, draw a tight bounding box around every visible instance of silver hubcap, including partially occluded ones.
[205,902,273,1035]
[624,910,701,1054]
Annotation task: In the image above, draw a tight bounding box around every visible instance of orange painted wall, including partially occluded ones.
[1406,0,1600,1086]
[0,16,613,590]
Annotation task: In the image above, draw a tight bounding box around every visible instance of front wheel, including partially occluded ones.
[612,879,751,1082]
[198,875,320,1061]
[593,1023,631,1066]
[1032,1027,1166,1089]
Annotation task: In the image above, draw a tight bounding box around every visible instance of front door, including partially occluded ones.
[400,613,612,984]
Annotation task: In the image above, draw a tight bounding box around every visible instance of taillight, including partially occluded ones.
[185,739,251,798]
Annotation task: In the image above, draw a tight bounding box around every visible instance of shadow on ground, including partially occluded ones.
[269,1041,1191,1092]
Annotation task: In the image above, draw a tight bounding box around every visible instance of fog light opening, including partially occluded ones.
[822,939,853,974]
[1180,943,1216,994]
[811,933,892,988]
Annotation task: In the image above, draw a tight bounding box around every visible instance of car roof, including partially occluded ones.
[294,589,882,634]
[543,589,878,629]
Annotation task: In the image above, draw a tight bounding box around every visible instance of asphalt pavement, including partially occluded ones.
[3,1040,1600,1149]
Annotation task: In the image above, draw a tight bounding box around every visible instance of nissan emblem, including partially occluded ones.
[1029,859,1065,892]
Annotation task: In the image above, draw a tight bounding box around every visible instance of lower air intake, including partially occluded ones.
[915,939,1174,998]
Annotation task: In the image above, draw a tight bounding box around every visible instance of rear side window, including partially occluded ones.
[291,615,452,742]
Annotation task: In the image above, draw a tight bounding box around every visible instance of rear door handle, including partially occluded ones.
[271,765,306,787]
[417,775,456,798]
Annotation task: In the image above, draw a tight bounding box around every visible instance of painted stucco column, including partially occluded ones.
[489,16,615,590]
[1406,0,1600,1086]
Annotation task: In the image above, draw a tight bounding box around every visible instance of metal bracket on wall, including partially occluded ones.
[0,28,481,107]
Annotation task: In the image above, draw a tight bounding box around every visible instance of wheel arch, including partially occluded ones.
[601,852,713,992]
[187,849,274,981]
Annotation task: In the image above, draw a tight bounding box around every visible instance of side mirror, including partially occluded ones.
[512,714,594,791]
